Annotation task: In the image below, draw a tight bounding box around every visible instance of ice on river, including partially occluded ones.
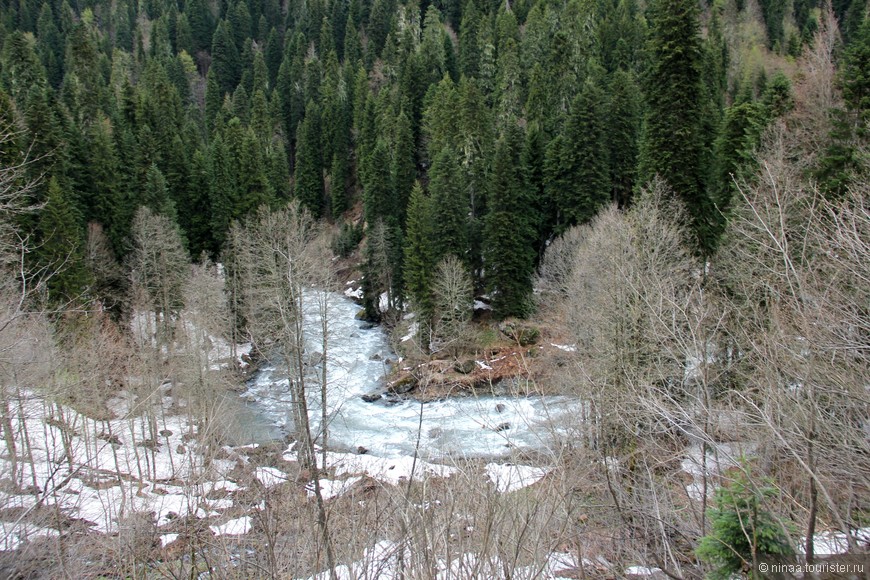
[243,292,577,460]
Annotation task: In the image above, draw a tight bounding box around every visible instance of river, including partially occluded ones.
[239,292,578,460]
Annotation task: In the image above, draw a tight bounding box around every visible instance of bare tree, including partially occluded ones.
[430,255,473,357]
[537,180,728,575]
[231,200,337,576]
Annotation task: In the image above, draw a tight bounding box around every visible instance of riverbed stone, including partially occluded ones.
[361,392,381,403]
[387,374,417,394]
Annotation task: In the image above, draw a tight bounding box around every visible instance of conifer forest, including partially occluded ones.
[0,0,868,576]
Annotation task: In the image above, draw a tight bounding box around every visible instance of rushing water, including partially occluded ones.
[241,292,577,460]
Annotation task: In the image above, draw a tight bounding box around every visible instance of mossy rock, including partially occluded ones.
[387,374,417,394]
[498,320,541,346]
[453,359,476,374]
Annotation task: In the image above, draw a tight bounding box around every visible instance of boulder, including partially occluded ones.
[453,359,476,374]
[498,320,540,346]
[493,422,511,432]
[387,374,417,394]
[361,392,382,403]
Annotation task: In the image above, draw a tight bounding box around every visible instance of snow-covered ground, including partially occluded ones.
[0,292,567,558]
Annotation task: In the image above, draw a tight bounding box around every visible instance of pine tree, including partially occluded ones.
[391,109,416,224]
[144,163,178,220]
[209,132,237,253]
[484,124,536,319]
[639,0,715,252]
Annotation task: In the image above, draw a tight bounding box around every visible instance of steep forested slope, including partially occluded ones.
[0,0,865,323]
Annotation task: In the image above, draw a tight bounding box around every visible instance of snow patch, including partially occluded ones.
[625,565,663,576]
[550,343,577,353]
[254,466,288,488]
[485,463,549,493]
[210,516,252,536]
[798,527,870,556]
[400,323,419,342]
[306,477,363,500]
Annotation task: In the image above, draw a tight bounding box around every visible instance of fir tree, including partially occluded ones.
[39,177,91,304]
[211,20,242,95]
[484,124,536,319]
[607,69,641,208]
[639,0,715,252]
[403,181,436,319]
[429,145,468,263]
[294,102,325,217]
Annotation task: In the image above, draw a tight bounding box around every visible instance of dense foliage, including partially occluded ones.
[0,0,865,321]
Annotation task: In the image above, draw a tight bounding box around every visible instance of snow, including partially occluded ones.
[308,540,400,580]
[284,448,457,486]
[400,322,419,342]
[254,466,288,488]
[484,463,549,493]
[308,543,592,580]
[343,286,363,300]
[210,516,252,536]
[0,523,59,551]
[681,441,757,501]
[798,527,870,556]
[625,565,663,576]
[305,477,363,500]
[549,343,577,352]
[160,533,179,547]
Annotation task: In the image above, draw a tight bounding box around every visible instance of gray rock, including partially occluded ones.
[361,393,382,403]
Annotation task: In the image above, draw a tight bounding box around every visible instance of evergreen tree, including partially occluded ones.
[639,0,715,252]
[144,162,178,220]
[182,149,214,259]
[484,124,536,319]
[429,145,468,263]
[294,102,325,217]
[209,132,237,253]
[211,20,242,95]
[39,177,91,304]
[391,109,416,224]
[362,139,394,226]
[607,69,640,207]
[544,80,610,233]
[403,181,436,319]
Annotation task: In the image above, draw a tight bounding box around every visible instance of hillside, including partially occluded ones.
[0,0,868,577]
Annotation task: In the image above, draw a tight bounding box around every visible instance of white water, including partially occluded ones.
[243,292,577,460]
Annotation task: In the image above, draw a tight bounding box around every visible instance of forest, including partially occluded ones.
[0,0,868,576]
